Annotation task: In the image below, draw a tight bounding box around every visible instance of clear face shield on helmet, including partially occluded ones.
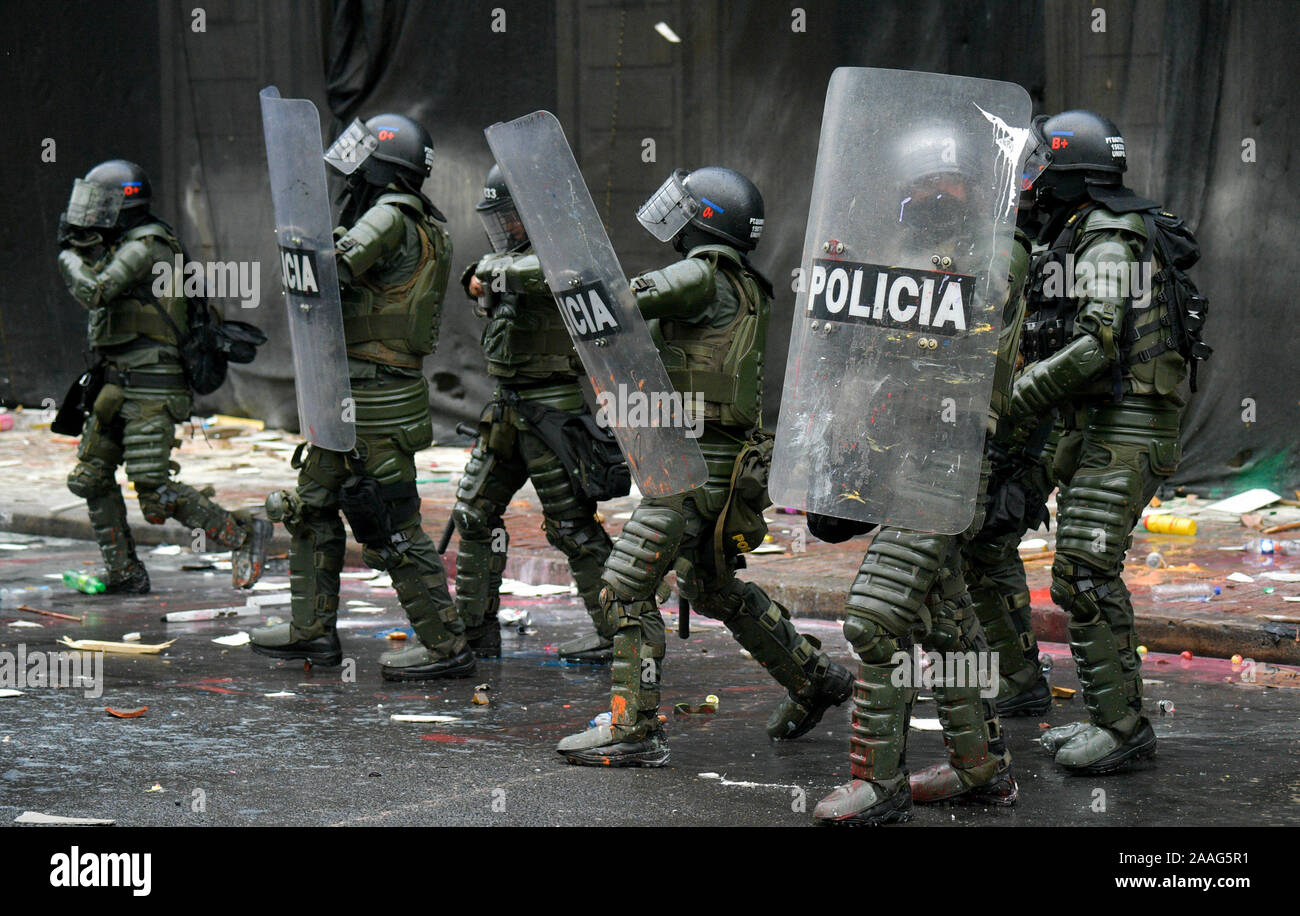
[635,169,698,242]
[479,201,528,253]
[66,178,126,229]
[323,118,380,176]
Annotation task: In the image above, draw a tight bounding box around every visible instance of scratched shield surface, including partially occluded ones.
[770,68,1032,534]
[259,86,355,453]
[486,111,707,498]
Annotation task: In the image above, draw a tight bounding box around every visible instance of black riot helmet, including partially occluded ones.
[66,159,152,229]
[325,113,434,189]
[893,124,984,245]
[1032,110,1126,209]
[475,164,528,253]
[636,166,765,253]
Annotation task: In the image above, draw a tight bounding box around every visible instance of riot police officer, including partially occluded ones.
[556,167,854,767]
[57,160,271,594]
[454,165,628,662]
[250,114,473,681]
[1003,110,1204,774]
[812,126,1034,823]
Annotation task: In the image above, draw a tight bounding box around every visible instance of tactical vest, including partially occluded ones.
[655,244,768,430]
[988,228,1032,427]
[343,192,451,369]
[479,250,578,382]
[88,222,188,351]
[1021,204,1187,398]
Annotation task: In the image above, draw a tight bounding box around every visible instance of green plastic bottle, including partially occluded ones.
[62,570,106,594]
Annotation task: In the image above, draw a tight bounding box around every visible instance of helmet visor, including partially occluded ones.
[635,169,697,242]
[66,178,124,229]
[1020,121,1052,191]
[479,203,528,253]
[323,118,380,176]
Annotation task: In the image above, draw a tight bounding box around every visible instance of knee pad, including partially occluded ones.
[1051,558,1119,624]
[451,500,496,540]
[602,504,685,602]
[136,482,180,525]
[67,461,116,499]
[1056,472,1139,570]
[543,516,610,558]
[846,528,947,636]
[843,613,903,664]
[690,576,747,621]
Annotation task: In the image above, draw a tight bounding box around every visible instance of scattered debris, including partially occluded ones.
[12,605,82,623]
[212,632,251,647]
[910,718,942,731]
[1204,489,1281,515]
[150,545,183,556]
[390,714,460,723]
[674,694,720,715]
[105,706,148,718]
[264,691,295,698]
[145,783,165,793]
[0,689,23,698]
[1050,685,1076,698]
[14,812,115,826]
[121,632,141,642]
[1226,572,1255,583]
[58,637,176,655]
[472,683,491,705]
[499,579,576,597]
[7,620,42,629]
[163,604,260,622]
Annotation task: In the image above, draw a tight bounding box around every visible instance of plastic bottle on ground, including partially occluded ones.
[1150,583,1220,601]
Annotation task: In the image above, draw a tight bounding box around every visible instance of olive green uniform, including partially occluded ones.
[815,230,1032,822]
[254,190,466,665]
[452,249,615,652]
[58,223,255,588]
[558,244,852,762]
[1005,204,1185,771]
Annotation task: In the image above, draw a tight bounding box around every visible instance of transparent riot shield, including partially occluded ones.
[769,68,1033,534]
[259,86,355,452]
[485,111,707,497]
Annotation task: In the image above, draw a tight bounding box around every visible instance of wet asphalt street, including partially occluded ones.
[1,532,1297,827]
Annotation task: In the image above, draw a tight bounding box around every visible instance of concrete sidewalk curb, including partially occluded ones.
[5,509,1298,666]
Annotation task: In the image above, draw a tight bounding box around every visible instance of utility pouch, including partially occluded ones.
[51,362,107,435]
[714,431,775,572]
[339,474,393,548]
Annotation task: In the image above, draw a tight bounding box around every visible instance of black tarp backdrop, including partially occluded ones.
[1,0,1295,495]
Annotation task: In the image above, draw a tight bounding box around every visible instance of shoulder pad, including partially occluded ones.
[122,221,177,245]
[1080,207,1147,239]
[376,191,424,215]
[686,242,743,269]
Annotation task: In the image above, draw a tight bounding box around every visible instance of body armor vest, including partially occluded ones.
[88,222,188,352]
[654,244,767,430]
[478,250,578,383]
[343,192,451,369]
[1021,204,1187,398]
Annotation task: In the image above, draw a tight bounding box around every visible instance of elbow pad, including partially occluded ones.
[336,204,406,280]
[630,258,715,319]
[1008,334,1110,422]
[476,252,548,296]
[58,248,100,306]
